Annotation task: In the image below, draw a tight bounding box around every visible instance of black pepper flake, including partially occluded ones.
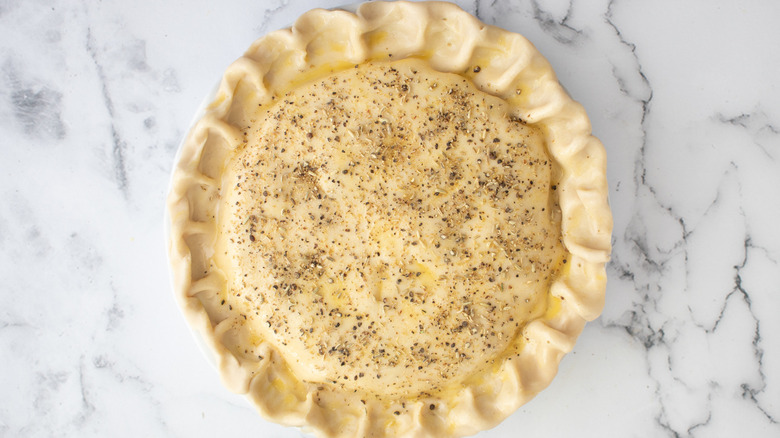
[429,404,435,410]
[473,66,481,73]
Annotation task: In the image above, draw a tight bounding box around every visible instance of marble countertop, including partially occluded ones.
[1,0,778,436]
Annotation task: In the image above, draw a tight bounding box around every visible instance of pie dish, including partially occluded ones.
[166,2,611,437]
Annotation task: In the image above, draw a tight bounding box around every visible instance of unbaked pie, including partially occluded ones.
[167,2,611,437]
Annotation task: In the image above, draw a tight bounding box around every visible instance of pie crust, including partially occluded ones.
[166,2,611,437]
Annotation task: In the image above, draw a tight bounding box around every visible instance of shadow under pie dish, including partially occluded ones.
[166,1,612,437]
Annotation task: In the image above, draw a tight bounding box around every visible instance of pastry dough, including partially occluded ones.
[167,2,611,437]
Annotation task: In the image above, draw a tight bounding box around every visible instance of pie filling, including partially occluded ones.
[216,59,566,398]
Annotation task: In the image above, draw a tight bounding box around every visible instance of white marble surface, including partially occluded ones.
[1,0,778,436]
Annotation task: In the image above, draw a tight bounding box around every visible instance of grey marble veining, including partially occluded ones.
[1,0,778,436]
